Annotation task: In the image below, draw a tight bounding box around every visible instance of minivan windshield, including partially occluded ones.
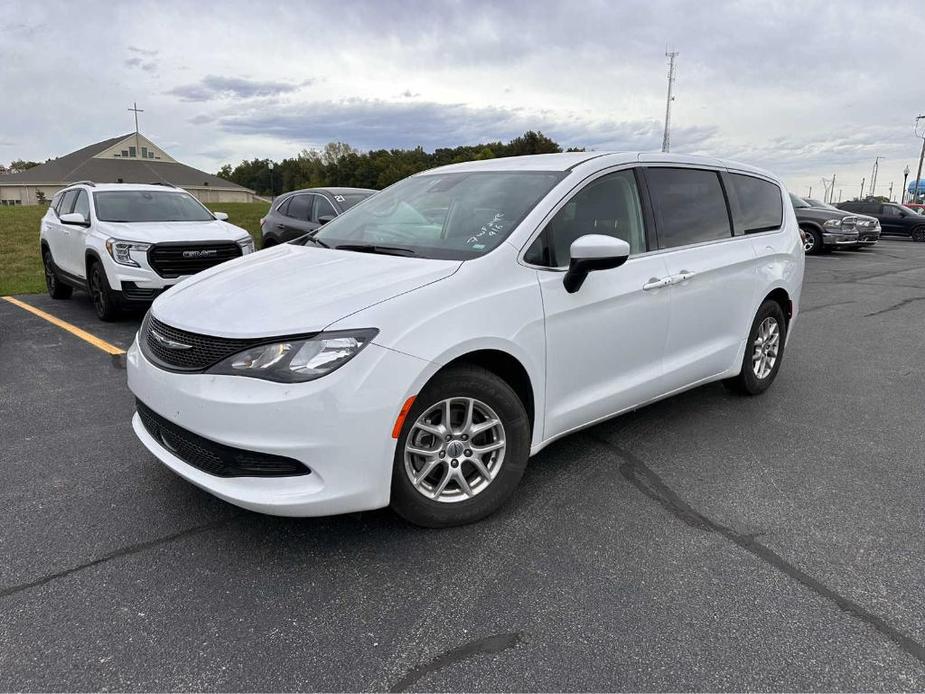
[313,171,565,259]
[94,191,215,222]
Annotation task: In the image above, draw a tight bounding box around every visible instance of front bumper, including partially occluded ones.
[822,230,860,247]
[127,338,430,516]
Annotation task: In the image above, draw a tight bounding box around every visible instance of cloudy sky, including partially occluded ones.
[2,0,924,198]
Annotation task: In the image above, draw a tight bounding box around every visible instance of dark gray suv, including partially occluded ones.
[260,187,376,248]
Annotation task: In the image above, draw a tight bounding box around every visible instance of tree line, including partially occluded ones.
[217,131,581,196]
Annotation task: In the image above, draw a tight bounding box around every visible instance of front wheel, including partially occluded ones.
[390,365,530,528]
[802,227,823,255]
[912,227,925,242]
[724,300,787,396]
[88,261,120,321]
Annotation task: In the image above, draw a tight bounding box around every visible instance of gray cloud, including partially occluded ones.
[168,76,311,102]
[128,46,158,56]
[125,57,157,72]
[216,98,718,153]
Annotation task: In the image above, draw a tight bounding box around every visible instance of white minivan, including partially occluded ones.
[127,152,803,527]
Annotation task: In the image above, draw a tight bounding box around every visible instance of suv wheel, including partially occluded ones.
[88,261,120,321]
[912,227,925,242]
[42,248,72,300]
[390,365,530,527]
[801,227,822,255]
[724,300,787,396]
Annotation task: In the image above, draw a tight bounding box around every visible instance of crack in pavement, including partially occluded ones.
[864,296,925,318]
[389,632,523,692]
[0,515,240,599]
[589,434,925,667]
[799,300,856,314]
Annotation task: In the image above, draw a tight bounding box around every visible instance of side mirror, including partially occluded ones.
[212,211,229,221]
[318,215,335,225]
[60,212,88,226]
[563,234,631,294]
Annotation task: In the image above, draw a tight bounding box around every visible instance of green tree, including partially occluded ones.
[9,160,40,173]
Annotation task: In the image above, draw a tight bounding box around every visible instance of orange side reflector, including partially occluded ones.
[392,396,416,439]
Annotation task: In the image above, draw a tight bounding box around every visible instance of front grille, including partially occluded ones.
[137,400,310,477]
[141,313,256,372]
[147,241,242,278]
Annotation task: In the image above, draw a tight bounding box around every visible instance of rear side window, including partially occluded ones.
[646,168,732,249]
[275,197,292,215]
[728,173,782,234]
[315,195,337,220]
[286,194,312,220]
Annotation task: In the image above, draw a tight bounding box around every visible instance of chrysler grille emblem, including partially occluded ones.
[150,329,193,351]
[182,249,218,258]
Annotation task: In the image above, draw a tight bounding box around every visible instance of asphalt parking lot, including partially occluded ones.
[2,239,924,692]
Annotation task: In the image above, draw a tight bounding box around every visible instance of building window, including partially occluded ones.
[121,150,129,157]
[141,147,148,158]
[129,146,137,157]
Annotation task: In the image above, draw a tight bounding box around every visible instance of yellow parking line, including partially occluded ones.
[2,296,126,356]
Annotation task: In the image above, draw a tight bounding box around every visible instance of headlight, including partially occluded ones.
[106,238,151,267]
[207,329,378,382]
[237,237,255,255]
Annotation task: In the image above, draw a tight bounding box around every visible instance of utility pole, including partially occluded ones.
[838,189,842,202]
[661,49,679,153]
[889,181,894,201]
[869,156,882,198]
[913,116,925,204]
[829,173,836,203]
[128,102,144,158]
[902,165,910,204]
[860,178,865,199]
[808,186,813,198]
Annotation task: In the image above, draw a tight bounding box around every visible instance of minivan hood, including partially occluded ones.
[96,219,248,243]
[151,244,462,338]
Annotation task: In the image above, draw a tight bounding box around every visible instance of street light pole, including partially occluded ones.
[902,165,910,204]
[860,178,865,199]
[913,116,925,204]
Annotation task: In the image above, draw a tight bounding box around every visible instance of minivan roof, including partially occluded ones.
[425,152,780,181]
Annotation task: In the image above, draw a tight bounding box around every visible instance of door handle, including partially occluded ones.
[643,277,671,291]
[673,270,697,283]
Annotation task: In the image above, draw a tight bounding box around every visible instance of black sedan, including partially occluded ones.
[260,187,376,248]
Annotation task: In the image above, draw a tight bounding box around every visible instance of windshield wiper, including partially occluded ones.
[335,243,416,256]
[290,233,330,248]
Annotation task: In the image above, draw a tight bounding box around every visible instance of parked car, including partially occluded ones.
[837,200,925,241]
[259,187,376,248]
[798,196,881,251]
[127,153,803,527]
[40,182,254,321]
[901,202,925,214]
[790,194,867,254]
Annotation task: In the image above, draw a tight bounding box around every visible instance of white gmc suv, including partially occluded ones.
[40,182,254,320]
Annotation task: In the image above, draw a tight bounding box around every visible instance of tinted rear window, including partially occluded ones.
[646,168,732,249]
[728,173,783,234]
[286,194,312,220]
[335,192,373,210]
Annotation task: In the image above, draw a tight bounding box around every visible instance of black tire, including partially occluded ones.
[390,365,530,528]
[802,226,823,255]
[912,227,925,242]
[88,260,120,321]
[262,238,277,249]
[42,248,72,300]
[724,300,787,396]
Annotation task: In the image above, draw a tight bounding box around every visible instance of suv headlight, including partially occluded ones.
[207,329,378,382]
[237,237,255,255]
[105,238,151,267]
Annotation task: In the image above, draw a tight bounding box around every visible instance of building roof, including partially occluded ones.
[0,133,252,192]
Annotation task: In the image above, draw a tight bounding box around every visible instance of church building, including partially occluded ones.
[0,132,255,205]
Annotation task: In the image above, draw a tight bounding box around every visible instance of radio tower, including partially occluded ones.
[661,49,679,153]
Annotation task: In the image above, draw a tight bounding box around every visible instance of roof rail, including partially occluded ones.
[65,180,96,187]
[148,181,178,188]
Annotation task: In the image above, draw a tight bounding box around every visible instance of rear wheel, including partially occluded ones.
[724,300,787,396]
[912,227,925,242]
[390,365,530,528]
[88,261,120,321]
[42,248,72,299]
[802,226,823,255]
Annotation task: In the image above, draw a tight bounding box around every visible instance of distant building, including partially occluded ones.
[0,132,255,205]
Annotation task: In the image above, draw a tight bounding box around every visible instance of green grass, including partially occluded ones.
[0,201,270,296]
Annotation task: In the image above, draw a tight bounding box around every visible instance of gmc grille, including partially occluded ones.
[147,241,242,278]
[136,400,310,477]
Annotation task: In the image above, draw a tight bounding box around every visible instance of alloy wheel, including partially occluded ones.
[43,253,56,293]
[802,232,815,253]
[404,397,506,503]
[90,268,105,314]
[752,317,780,379]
